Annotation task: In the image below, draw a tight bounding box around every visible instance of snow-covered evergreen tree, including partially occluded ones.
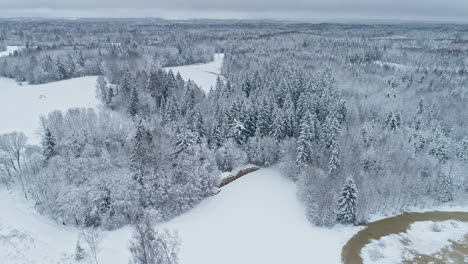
[436,173,453,203]
[256,97,273,137]
[130,119,153,186]
[129,86,140,117]
[328,143,340,175]
[42,128,57,161]
[174,125,197,155]
[336,177,358,224]
[296,111,315,165]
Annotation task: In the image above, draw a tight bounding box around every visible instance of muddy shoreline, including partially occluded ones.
[341,211,468,264]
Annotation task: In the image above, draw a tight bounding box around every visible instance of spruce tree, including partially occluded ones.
[174,125,196,155]
[283,94,296,137]
[42,128,57,161]
[256,97,273,137]
[192,110,206,143]
[56,57,67,80]
[130,119,153,186]
[456,137,468,161]
[328,143,340,175]
[336,177,358,224]
[296,111,315,165]
[129,86,139,117]
[436,174,453,203]
[210,113,225,149]
[271,106,286,141]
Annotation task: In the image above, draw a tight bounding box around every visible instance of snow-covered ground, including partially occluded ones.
[0,76,99,144]
[0,45,21,57]
[361,220,468,264]
[373,60,410,71]
[0,46,99,144]
[0,168,359,264]
[164,54,224,94]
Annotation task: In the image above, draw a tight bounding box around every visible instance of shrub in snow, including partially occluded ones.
[298,166,337,226]
[80,229,102,264]
[215,139,247,172]
[129,217,180,264]
[74,238,86,261]
[245,136,278,167]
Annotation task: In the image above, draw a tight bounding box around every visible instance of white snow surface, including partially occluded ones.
[0,46,21,57]
[361,220,468,264]
[0,76,99,144]
[164,54,224,94]
[0,168,359,264]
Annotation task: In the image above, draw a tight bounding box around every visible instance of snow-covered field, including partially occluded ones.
[164,54,224,94]
[0,168,359,264]
[361,220,468,264]
[0,46,99,144]
[0,76,99,144]
[0,45,21,57]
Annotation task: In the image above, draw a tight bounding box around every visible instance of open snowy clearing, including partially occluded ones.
[0,46,21,57]
[0,76,99,144]
[361,220,468,264]
[0,168,360,264]
[164,53,224,94]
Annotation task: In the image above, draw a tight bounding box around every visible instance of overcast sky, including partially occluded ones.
[1,0,468,22]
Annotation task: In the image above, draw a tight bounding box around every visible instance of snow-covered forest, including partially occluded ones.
[0,18,467,263]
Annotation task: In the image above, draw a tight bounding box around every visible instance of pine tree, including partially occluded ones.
[456,137,468,161]
[162,96,180,124]
[271,106,287,141]
[129,86,140,117]
[174,125,196,155]
[282,93,296,137]
[107,87,115,109]
[336,177,358,224]
[210,113,225,149]
[256,97,273,137]
[130,119,153,186]
[296,111,315,165]
[323,116,341,149]
[227,101,250,145]
[436,174,453,203]
[337,100,347,124]
[121,70,132,98]
[42,128,57,161]
[242,75,252,97]
[191,110,206,143]
[56,57,67,80]
[328,143,340,175]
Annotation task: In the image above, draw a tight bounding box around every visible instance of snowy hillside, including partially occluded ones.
[164,54,224,94]
[0,76,99,144]
[0,168,359,264]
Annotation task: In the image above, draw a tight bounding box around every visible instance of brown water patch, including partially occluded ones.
[341,211,468,264]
